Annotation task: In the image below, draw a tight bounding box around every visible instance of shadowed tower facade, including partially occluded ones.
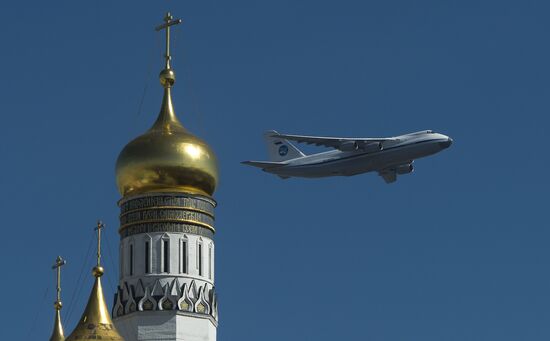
[112,13,219,341]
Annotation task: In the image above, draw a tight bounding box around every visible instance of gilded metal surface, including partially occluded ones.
[66,222,124,341]
[116,12,218,197]
[65,277,124,341]
[50,256,66,341]
[50,310,65,341]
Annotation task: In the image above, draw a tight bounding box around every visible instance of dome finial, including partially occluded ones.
[49,256,66,341]
[155,12,182,88]
[92,220,105,277]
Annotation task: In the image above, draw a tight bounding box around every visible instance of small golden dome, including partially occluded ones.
[116,72,218,197]
[65,274,124,341]
[66,225,124,341]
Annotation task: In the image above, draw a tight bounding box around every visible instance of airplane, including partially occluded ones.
[242,130,452,183]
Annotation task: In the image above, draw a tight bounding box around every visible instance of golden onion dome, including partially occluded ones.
[116,67,218,197]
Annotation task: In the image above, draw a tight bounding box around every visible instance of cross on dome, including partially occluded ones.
[93,220,105,277]
[155,12,182,70]
[52,256,66,307]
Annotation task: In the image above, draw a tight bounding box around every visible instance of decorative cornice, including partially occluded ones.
[113,278,218,321]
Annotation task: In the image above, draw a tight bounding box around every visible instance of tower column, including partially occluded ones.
[113,193,218,340]
[112,12,219,341]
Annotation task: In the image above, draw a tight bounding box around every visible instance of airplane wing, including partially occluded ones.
[271,132,399,150]
[378,170,397,184]
[241,160,286,169]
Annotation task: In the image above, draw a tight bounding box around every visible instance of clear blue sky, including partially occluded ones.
[1,1,548,340]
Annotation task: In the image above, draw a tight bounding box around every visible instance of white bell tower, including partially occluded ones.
[112,193,218,341]
[112,12,219,341]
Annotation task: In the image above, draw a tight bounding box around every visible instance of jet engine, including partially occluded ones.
[360,142,383,153]
[339,141,359,151]
[395,163,413,174]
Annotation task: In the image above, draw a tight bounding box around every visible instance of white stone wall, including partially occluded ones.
[114,232,217,341]
[119,233,214,285]
[115,311,217,341]
[114,193,217,341]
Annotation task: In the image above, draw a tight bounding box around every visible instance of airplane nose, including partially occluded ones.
[439,138,453,149]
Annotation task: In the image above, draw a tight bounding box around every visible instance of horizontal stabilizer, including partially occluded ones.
[241,160,286,169]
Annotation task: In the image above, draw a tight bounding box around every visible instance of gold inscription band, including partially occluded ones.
[120,206,215,219]
[119,219,215,233]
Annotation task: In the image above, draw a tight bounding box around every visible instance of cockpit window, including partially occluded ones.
[410,130,433,135]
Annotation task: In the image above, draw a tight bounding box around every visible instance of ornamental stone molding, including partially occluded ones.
[113,278,218,321]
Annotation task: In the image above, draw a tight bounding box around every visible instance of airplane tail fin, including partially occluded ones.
[264,130,305,162]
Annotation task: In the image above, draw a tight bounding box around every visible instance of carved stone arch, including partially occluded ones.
[113,290,124,318]
[194,284,210,315]
[158,280,177,311]
[138,287,157,311]
[177,283,193,312]
[125,285,137,314]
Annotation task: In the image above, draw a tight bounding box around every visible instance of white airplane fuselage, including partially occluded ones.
[263,131,452,178]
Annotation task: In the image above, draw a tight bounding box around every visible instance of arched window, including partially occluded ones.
[180,235,188,274]
[144,234,152,274]
[162,234,170,273]
[198,239,203,277]
[208,244,213,280]
[129,243,134,276]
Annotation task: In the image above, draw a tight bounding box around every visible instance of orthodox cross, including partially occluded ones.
[51,256,66,306]
[155,12,182,69]
[95,220,105,267]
